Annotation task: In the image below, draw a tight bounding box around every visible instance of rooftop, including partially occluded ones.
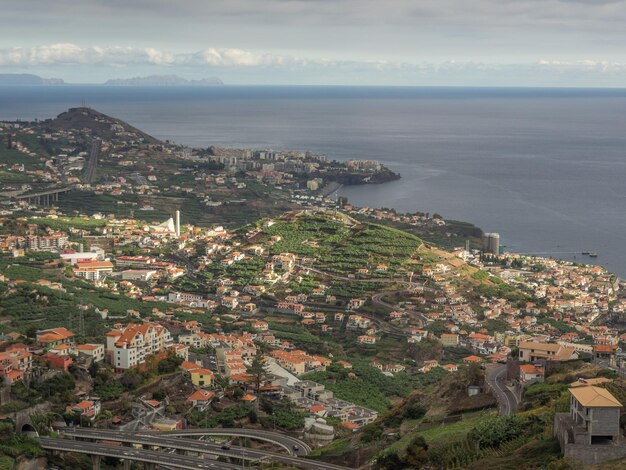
[569,385,622,408]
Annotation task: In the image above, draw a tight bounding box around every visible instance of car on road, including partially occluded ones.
[221,444,231,450]
[292,445,299,451]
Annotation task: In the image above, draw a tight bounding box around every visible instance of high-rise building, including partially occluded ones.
[482,232,500,255]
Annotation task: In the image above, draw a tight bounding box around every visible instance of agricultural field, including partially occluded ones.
[263,213,422,275]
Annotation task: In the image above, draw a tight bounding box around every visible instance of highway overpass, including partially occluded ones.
[57,427,349,470]
[39,437,239,470]
[143,427,312,455]
[13,186,74,206]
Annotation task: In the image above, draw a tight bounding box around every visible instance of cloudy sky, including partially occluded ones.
[2,0,626,86]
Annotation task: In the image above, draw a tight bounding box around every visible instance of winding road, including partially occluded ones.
[485,364,518,416]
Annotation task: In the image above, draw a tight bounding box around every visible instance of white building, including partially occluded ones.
[106,322,173,370]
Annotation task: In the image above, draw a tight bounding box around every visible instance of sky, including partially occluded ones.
[1,0,626,86]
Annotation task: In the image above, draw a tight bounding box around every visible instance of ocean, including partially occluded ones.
[1,85,625,277]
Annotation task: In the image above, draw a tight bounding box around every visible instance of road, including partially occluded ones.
[371,290,430,327]
[299,264,434,328]
[56,428,349,470]
[142,427,311,455]
[39,437,238,470]
[485,364,518,416]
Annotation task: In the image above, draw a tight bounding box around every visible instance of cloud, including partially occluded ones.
[0,44,295,68]
[537,59,626,71]
[3,43,626,86]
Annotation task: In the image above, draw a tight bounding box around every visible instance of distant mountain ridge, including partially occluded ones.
[0,73,64,85]
[104,75,224,86]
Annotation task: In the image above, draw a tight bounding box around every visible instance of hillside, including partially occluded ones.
[310,361,626,469]
[44,107,162,145]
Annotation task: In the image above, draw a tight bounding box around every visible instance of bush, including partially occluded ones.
[469,415,524,449]
[404,403,427,420]
[361,423,384,443]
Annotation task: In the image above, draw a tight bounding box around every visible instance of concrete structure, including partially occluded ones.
[175,210,181,237]
[46,426,356,470]
[60,248,104,265]
[73,261,114,281]
[14,186,73,206]
[26,234,68,251]
[440,333,460,347]
[76,343,105,363]
[482,232,500,255]
[554,385,626,465]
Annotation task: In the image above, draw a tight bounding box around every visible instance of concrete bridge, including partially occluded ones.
[39,437,238,470]
[55,427,347,470]
[13,186,74,206]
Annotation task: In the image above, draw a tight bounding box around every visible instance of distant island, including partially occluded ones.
[104,75,224,86]
[0,73,64,85]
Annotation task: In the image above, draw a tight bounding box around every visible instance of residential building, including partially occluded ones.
[187,389,215,411]
[519,341,578,362]
[36,327,75,349]
[73,260,114,280]
[440,333,460,347]
[106,322,173,370]
[189,368,214,387]
[76,343,105,363]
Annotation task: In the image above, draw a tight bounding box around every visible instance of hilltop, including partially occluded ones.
[44,107,162,145]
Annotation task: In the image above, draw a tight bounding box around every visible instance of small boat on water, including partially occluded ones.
[582,251,590,255]
[589,252,598,258]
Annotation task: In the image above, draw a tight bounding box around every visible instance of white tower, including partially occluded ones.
[175,210,181,237]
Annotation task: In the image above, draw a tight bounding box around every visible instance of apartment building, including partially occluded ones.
[73,260,114,281]
[106,322,173,370]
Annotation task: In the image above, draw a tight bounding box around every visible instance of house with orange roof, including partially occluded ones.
[310,404,327,417]
[36,327,75,349]
[519,364,544,383]
[0,345,33,384]
[357,335,377,345]
[462,355,484,364]
[341,421,361,432]
[66,399,101,421]
[44,352,72,371]
[187,389,215,410]
[241,393,257,404]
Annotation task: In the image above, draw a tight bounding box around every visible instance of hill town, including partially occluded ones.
[1,109,626,469]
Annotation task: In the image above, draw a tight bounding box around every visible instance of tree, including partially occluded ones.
[246,349,269,406]
[403,435,428,468]
[119,369,142,390]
